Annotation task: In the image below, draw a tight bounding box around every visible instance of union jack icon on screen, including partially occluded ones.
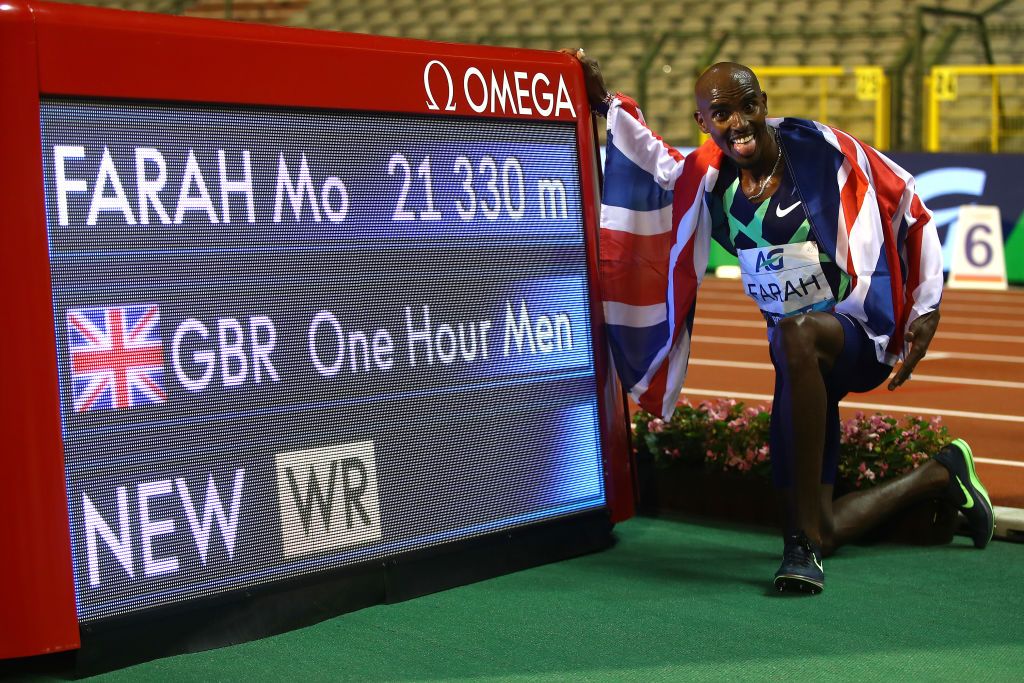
[67,304,167,412]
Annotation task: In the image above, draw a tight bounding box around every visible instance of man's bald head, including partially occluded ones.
[692,62,774,169]
[695,62,761,103]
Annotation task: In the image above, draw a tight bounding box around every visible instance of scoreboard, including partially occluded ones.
[0,0,630,660]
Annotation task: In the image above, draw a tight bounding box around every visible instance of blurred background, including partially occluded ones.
[57,0,1024,153]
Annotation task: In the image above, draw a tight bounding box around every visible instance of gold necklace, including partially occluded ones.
[747,129,782,202]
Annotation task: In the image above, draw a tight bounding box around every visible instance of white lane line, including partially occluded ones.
[976,458,1024,469]
[938,302,1021,315]
[934,317,1024,329]
[891,375,1024,389]
[698,298,1023,320]
[700,277,1024,298]
[690,359,773,370]
[677,387,1024,423]
[692,335,767,347]
[698,281,1024,303]
[688,358,1024,389]
[697,318,762,329]
[692,335,1024,363]
[935,331,1024,343]
[941,293,1024,304]
[924,350,1024,364]
[696,317,1024,343]
[698,303,761,312]
[695,303,1024,328]
[702,278,1020,293]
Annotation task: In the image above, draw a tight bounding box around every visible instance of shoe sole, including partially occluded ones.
[774,574,823,595]
[953,438,995,548]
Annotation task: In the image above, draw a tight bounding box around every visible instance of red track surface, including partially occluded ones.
[664,277,1024,508]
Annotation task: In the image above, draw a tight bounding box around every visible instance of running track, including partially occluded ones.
[669,277,1024,508]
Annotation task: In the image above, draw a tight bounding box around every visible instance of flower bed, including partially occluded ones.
[634,398,951,490]
[632,398,958,543]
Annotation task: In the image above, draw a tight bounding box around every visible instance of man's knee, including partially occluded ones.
[771,316,817,370]
[770,314,843,372]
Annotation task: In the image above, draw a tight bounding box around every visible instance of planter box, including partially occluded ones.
[635,453,958,546]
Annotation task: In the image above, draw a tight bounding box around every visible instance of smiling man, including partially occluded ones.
[568,51,995,594]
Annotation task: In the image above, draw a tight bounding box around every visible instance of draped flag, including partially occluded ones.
[598,95,942,419]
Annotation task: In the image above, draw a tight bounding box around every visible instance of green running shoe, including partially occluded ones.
[934,439,995,549]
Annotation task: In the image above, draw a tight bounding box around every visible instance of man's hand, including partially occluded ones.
[888,309,940,390]
[559,48,610,109]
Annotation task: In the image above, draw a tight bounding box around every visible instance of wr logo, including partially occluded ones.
[275,441,381,557]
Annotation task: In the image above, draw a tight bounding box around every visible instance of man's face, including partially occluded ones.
[693,68,771,170]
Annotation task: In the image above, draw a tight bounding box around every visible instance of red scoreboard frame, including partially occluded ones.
[0,0,631,659]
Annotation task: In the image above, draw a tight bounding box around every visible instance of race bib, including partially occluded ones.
[737,241,835,317]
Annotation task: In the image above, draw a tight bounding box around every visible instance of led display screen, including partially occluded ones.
[40,98,605,622]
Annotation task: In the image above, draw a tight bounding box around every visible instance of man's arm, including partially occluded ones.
[562,49,717,418]
[559,48,611,112]
[888,309,939,390]
[562,49,686,190]
[888,185,944,391]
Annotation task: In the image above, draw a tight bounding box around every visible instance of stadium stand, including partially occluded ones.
[53,0,1024,151]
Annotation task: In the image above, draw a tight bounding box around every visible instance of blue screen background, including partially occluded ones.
[40,98,606,622]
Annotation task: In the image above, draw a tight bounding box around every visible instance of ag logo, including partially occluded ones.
[275,441,381,557]
[756,248,785,272]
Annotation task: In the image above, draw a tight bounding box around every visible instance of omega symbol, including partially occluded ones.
[423,60,456,112]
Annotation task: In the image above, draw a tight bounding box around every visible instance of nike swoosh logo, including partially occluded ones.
[956,476,975,509]
[776,201,802,218]
[812,556,823,573]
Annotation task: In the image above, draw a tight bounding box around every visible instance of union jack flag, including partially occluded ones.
[600,94,942,418]
[67,304,167,412]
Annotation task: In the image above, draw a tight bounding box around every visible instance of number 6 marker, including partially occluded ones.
[949,204,1007,290]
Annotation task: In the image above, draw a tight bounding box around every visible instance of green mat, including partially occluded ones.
[9,516,1023,681]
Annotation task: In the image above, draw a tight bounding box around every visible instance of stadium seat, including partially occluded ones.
[55,0,1024,152]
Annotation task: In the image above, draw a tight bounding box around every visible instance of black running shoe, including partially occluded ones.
[933,439,995,548]
[773,532,824,594]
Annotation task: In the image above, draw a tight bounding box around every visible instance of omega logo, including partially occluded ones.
[423,60,576,119]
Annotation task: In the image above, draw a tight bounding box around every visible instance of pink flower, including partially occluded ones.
[857,462,876,481]
[703,402,725,421]
[648,418,665,433]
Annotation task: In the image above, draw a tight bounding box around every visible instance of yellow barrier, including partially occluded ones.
[699,66,890,149]
[928,64,1024,153]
